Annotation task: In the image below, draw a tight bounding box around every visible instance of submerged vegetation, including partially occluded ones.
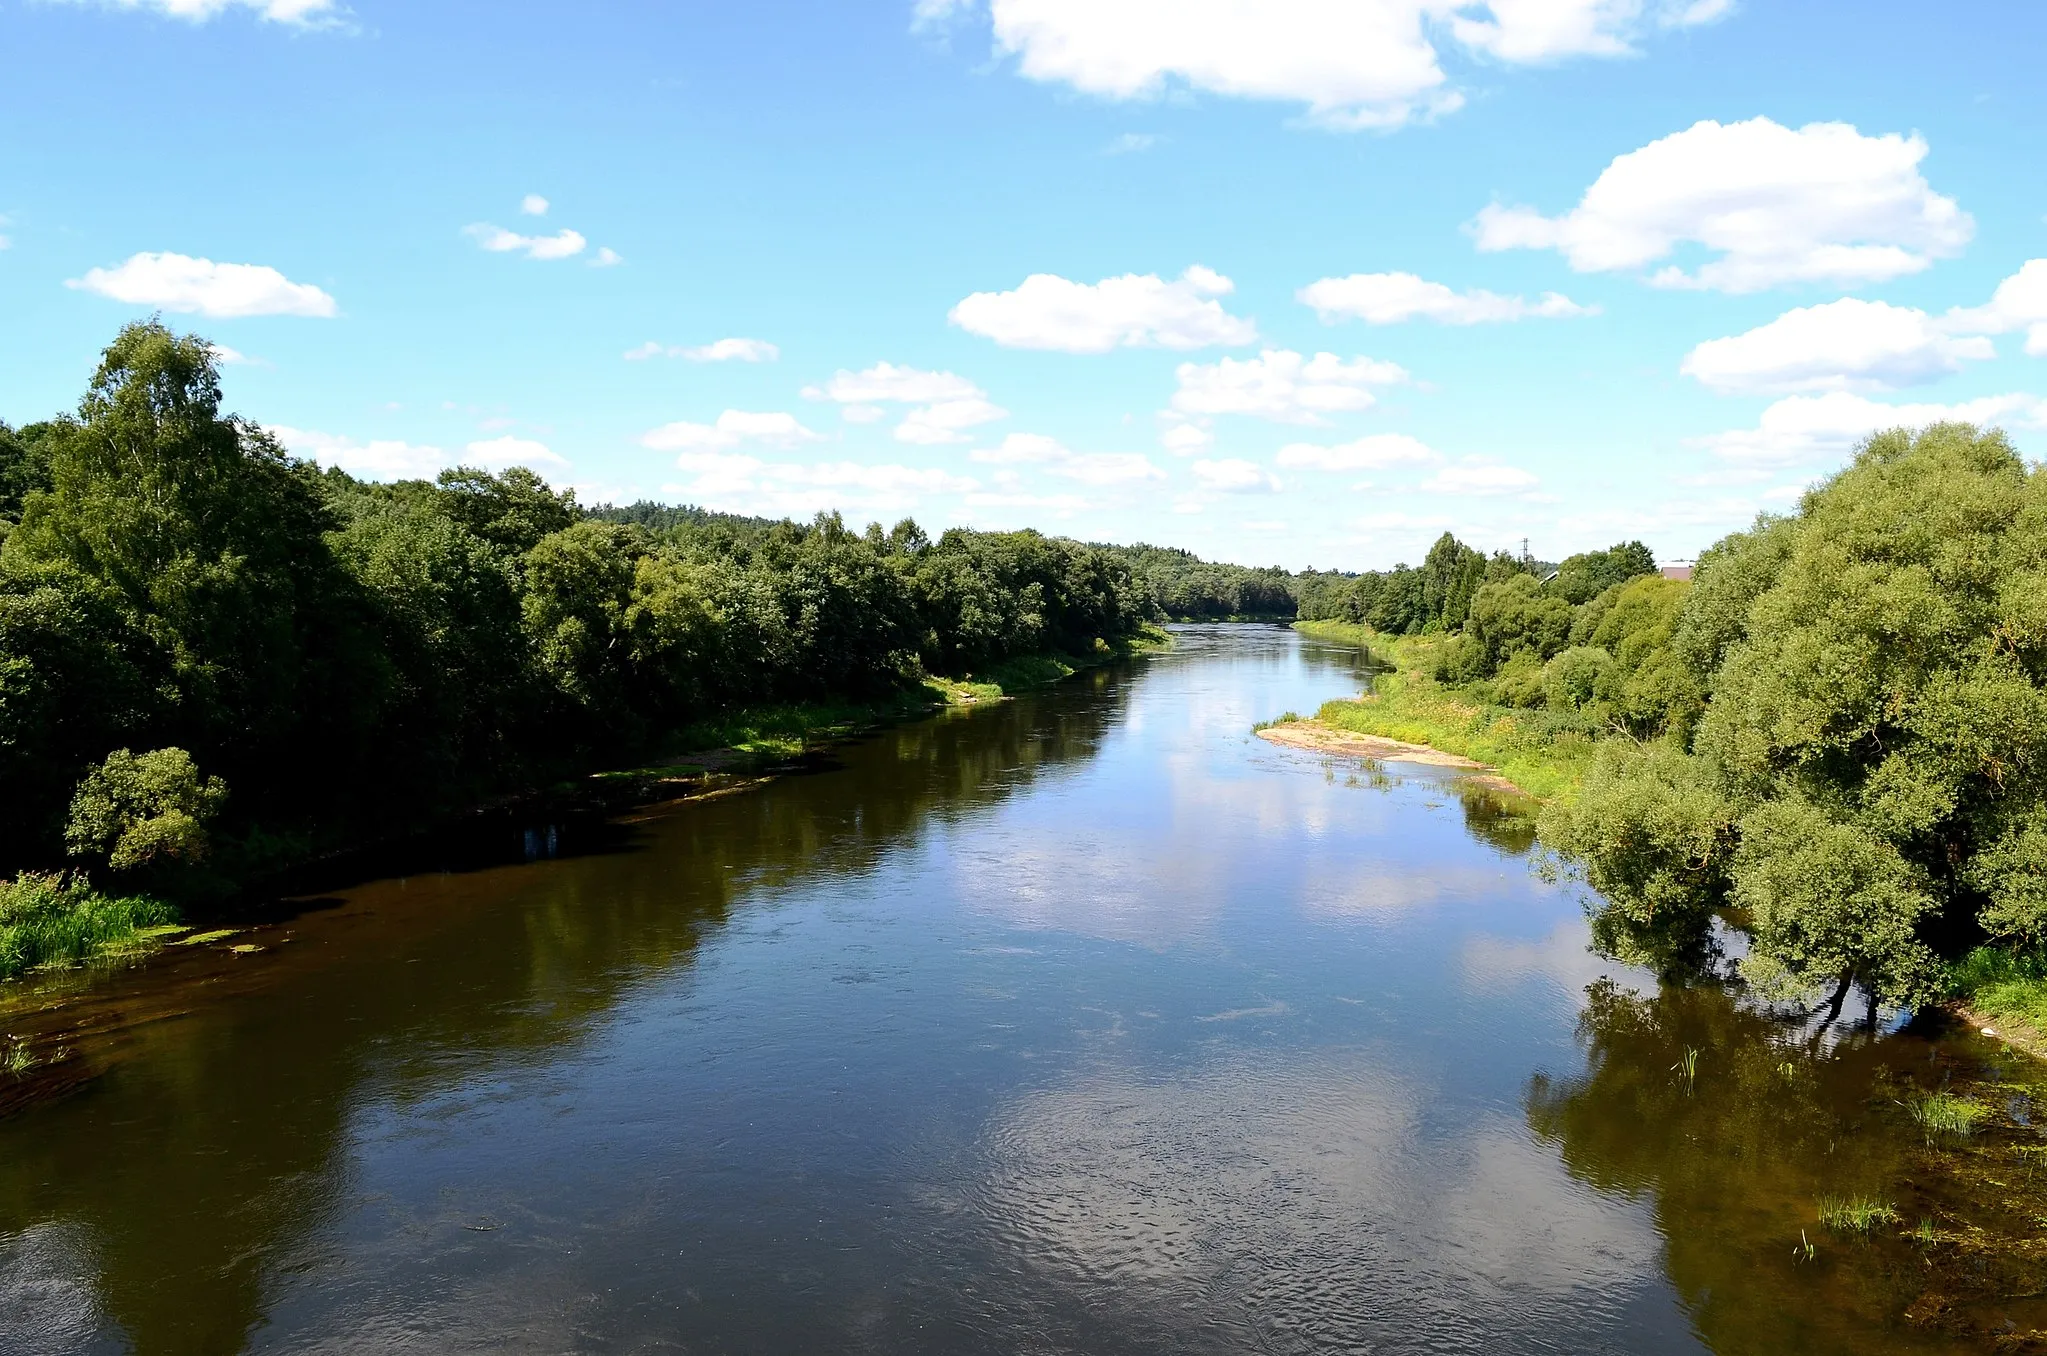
[0,322,1167,977]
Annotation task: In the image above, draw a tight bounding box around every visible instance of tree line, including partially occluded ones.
[1314,423,2047,1016]
[0,322,1157,950]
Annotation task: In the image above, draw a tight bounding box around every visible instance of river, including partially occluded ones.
[1,625,2040,1354]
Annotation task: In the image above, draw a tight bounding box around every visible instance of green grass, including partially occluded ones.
[1293,622,1596,802]
[1911,1091,1989,1141]
[1948,946,2047,1047]
[0,873,180,980]
[1816,1194,1900,1234]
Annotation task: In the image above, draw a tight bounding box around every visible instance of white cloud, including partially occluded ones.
[462,435,570,470]
[464,223,587,261]
[1158,419,1214,456]
[270,427,565,481]
[970,433,1165,485]
[1473,118,1974,293]
[208,344,262,366]
[519,195,549,216]
[804,362,984,404]
[1418,461,1541,495]
[641,410,824,453]
[1681,298,1994,395]
[1275,432,1442,471]
[56,0,342,22]
[803,362,1007,444]
[1693,391,2047,465]
[895,398,1009,445]
[591,247,624,268]
[1192,458,1280,493]
[950,265,1255,353]
[938,0,1730,132]
[962,490,1094,517]
[1452,0,1726,63]
[668,451,977,517]
[841,404,887,424]
[627,337,780,363]
[1298,272,1593,325]
[68,252,337,318]
[1171,348,1407,423]
[1104,132,1160,155]
[1949,259,2047,358]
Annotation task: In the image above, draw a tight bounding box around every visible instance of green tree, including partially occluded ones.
[1549,423,2047,1005]
[66,747,228,875]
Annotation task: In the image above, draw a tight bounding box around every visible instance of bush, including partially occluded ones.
[65,748,228,875]
[1544,646,1614,712]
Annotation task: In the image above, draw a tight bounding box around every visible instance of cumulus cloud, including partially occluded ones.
[68,252,338,318]
[1418,461,1541,495]
[932,0,1730,131]
[1192,458,1280,493]
[1158,418,1214,456]
[1949,260,2047,358]
[1171,348,1407,423]
[271,427,566,481]
[55,0,343,22]
[1681,298,1994,395]
[519,195,549,216]
[1473,118,1974,293]
[626,337,780,363]
[1298,272,1593,325]
[803,362,1007,444]
[589,247,624,268]
[970,433,1166,486]
[668,451,976,517]
[950,266,1256,353]
[1274,432,1443,471]
[640,410,824,453]
[465,223,587,261]
[1693,391,2047,465]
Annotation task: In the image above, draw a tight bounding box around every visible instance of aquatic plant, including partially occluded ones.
[0,873,178,978]
[3,1039,32,1075]
[1816,1194,1899,1234]
[1912,1091,1988,1141]
[1792,1229,1816,1264]
[1671,1045,1701,1094]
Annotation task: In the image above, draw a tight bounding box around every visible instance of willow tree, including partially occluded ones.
[1544,423,2047,1007]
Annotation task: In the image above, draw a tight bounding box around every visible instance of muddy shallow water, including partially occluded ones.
[1,625,2040,1355]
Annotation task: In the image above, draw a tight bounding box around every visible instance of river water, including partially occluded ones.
[1,625,2041,1354]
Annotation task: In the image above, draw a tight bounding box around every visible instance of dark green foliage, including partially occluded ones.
[1546,540,1657,605]
[1547,423,2047,1005]
[0,323,1163,905]
[1091,543,1296,620]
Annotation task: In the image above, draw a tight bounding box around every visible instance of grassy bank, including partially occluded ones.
[2,627,1171,985]
[0,875,181,981]
[1291,620,1596,802]
[1948,948,2047,1056]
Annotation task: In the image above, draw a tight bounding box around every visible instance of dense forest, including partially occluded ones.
[1296,422,2047,1018]
[0,323,1162,972]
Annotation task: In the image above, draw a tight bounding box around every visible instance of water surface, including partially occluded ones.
[0,625,2035,1354]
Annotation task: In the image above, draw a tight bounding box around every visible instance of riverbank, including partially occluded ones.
[1289,621,1594,802]
[0,627,1171,988]
[1253,719,1529,798]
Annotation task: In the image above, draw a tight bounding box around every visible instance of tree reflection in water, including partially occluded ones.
[1528,979,2047,1353]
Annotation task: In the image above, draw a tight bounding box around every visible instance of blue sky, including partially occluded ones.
[3,0,2045,570]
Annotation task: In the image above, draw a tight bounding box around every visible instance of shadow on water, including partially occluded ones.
[0,663,1140,1356]
[1530,980,2047,1353]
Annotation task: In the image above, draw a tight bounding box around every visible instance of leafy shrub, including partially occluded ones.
[65,748,227,875]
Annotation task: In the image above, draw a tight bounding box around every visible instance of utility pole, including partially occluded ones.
[1520,536,1530,565]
